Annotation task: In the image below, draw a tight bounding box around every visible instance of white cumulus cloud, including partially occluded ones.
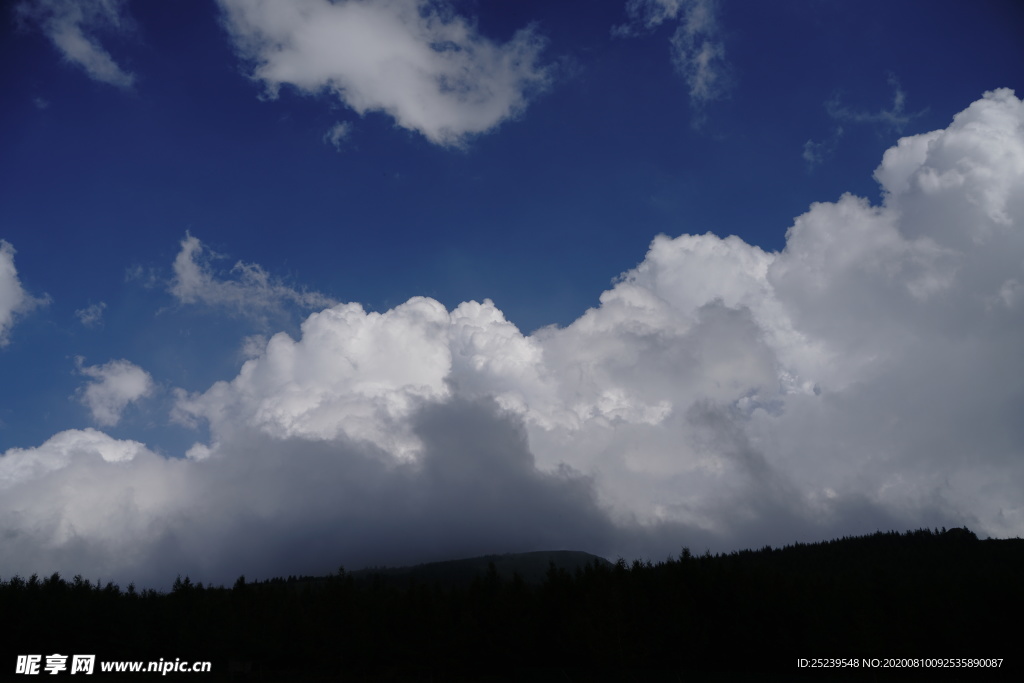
[216,0,550,147]
[1,89,1022,588]
[76,357,154,427]
[173,296,455,457]
[172,87,1024,545]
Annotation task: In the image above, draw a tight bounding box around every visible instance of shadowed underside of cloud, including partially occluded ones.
[217,0,551,147]
[2,89,1023,589]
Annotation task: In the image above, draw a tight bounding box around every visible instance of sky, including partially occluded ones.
[1,0,1023,589]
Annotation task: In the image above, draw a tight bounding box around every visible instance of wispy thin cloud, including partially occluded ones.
[168,233,336,320]
[323,121,352,152]
[615,0,731,121]
[16,0,136,88]
[75,302,106,328]
[826,74,921,131]
[805,74,925,169]
[0,239,49,347]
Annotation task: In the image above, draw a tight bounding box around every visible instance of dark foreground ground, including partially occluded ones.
[2,528,1020,681]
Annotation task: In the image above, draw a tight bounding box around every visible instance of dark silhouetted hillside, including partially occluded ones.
[348,549,612,587]
[1,528,1020,681]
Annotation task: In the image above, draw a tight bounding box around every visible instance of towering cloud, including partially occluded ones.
[1,90,1022,588]
[217,0,550,146]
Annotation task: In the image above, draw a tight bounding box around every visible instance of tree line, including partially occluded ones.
[1,527,1020,680]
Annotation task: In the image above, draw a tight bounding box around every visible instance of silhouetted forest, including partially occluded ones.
[2,528,1020,681]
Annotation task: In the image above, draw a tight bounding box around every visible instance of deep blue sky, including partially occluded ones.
[4,1,1019,338]
[0,0,1022,585]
